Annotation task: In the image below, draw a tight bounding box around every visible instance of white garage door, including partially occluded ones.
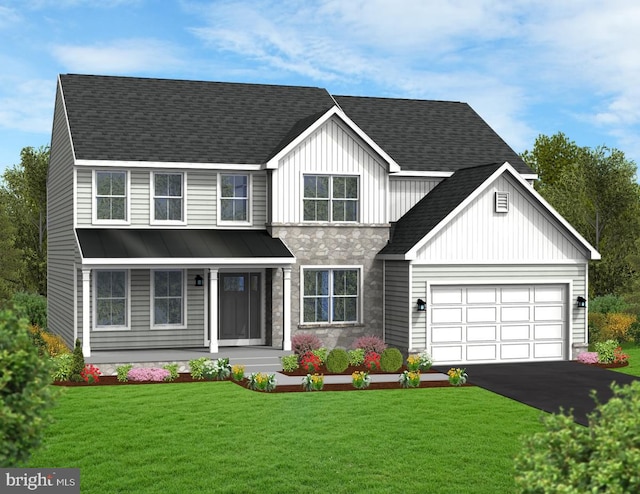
[429,285,566,364]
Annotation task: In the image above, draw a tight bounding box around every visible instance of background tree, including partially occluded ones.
[0,146,49,295]
[522,134,640,296]
[0,194,24,303]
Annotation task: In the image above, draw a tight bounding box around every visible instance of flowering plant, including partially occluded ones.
[614,346,629,364]
[127,367,170,382]
[406,355,421,372]
[351,371,371,389]
[204,358,231,380]
[247,372,277,392]
[399,370,421,388]
[302,373,324,391]
[577,352,599,364]
[418,350,433,371]
[364,352,381,371]
[300,352,322,373]
[231,364,245,381]
[81,364,101,384]
[447,368,468,386]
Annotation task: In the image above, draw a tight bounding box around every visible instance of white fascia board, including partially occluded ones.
[74,160,262,171]
[390,170,453,178]
[405,161,600,261]
[58,75,77,163]
[265,106,401,172]
[80,257,295,268]
[376,253,410,261]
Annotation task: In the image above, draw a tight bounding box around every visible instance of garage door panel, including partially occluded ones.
[534,342,563,358]
[430,284,566,363]
[467,325,497,341]
[501,344,531,359]
[467,307,497,323]
[501,306,530,322]
[501,325,530,340]
[432,326,462,343]
[467,345,497,361]
[534,324,563,339]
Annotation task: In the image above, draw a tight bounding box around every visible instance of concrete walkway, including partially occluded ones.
[273,371,449,386]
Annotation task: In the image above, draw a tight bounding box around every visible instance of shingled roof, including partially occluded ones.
[378,162,505,256]
[334,96,531,174]
[59,74,533,174]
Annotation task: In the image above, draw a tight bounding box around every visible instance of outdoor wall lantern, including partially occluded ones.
[195,275,204,287]
[417,299,426,311]
[576,296,586,308]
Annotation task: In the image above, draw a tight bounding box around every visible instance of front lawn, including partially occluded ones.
[28,383,544,493]
[612,343,640,376]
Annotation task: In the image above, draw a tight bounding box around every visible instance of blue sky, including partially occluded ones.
[1,0,640,177]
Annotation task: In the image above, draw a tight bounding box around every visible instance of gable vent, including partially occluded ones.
[495,192,509,213]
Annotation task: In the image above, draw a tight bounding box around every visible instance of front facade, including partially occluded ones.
[48,74,599,364]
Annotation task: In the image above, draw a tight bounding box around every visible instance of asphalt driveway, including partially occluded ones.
[434,361,639,426]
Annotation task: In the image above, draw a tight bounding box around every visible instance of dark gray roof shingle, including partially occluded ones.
[379,163,505,255]
[334,95,531,174]
[76,229,294,259]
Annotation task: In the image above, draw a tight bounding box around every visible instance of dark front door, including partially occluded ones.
[219,273,262,344]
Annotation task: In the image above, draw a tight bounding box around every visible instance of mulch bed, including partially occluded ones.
[577,361,629,369]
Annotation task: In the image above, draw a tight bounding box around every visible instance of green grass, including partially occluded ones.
[28,383,544,493]
[611,343,640,376]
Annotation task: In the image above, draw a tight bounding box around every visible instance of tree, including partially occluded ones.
[522,135,640,296]
[0,195,24,304]
[0,146,49,295]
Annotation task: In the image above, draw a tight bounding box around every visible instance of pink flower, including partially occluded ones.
[577,352,599,364]
[127,367,171,382]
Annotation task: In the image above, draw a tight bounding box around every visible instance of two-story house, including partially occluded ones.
[47,74,599,364]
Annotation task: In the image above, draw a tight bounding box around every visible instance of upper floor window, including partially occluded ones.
[220,174,249,223]
[303,175,358,222]
[153,173,183,222]
[95,171,127,222]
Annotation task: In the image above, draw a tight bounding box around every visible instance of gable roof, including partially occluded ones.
[57,74,534,175]
[59,74,335,164]
[334,95,532,174]
[378,162,600,260]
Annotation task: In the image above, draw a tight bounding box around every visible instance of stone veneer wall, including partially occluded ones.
[269,225,390,350]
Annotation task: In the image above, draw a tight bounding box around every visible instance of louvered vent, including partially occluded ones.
[495,192,509,213]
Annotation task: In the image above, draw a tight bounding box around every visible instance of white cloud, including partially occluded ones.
[0,76,55,134]
[0,5,22,29]
[51,38,184,74]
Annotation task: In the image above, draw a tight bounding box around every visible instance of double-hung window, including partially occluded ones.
[220,174,249,223]
[302,268,359,323]
[152,270,185,327]
[95,270,128,328]
[95,171,127,222]
[153,173,184,222]
[303,175,358,222]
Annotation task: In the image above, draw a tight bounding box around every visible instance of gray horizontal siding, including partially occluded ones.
[187,171,216,226]
[384,261,411,350]
[410,263,588,350]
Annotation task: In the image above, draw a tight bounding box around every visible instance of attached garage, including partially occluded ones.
[429,284,567,364]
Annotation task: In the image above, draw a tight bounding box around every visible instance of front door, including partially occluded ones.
[218,272,263,345]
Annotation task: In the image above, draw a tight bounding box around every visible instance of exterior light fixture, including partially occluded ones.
[195,275,204,287]
[576,296,586,308]
[417,299,426,311]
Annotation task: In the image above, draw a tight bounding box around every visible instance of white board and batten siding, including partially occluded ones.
[271,117,388,224]
[410,264,587,364]
[388,177,441,222]
[75,169,267,228]
[77,268,206,350]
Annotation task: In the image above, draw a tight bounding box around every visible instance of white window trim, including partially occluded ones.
[301,172,360,223]
[299,265,363,325]
[93,269,131,331]
[217,173,252,226]
[150,269,188,329]
[92,170,131,225]
[150,171,187,225]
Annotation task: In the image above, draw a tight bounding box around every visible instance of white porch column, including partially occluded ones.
[282,267,292,351]
[81,268,91,357]
[209,268,219,353]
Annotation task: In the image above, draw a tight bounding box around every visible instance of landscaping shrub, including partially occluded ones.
[601,312,636,341]
[50,353,74,382]
[28,324,47,357]
[515,381,640,493]
[204,358,231,380]
[10,292,47,329]
[189,357,210,380]
[348,348,365,366]
[576,352,599,364]
[588,312,606,343]
[352,334,387,354]
[312,347,328,363]
[364,351,381,371]
[280,354,299,372]
[300,351,322,373]
[594,340,618,364]
[128,368,170,382]
[380,347,403,372]
[291,332,322,357]
[589,294,628,314]
[116,364,133,382]
[69,338,85,382]
[0,309,56,466]
[163,363,180,382]
[29,325,69,357]
[81,364,101,383]
[325,348,349,373]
